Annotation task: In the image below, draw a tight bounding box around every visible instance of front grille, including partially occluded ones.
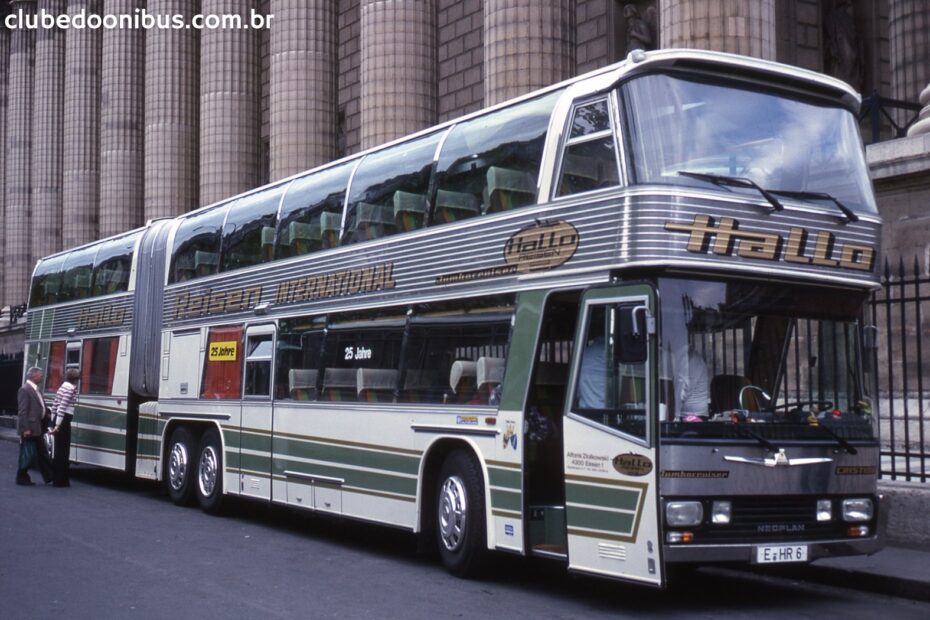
[675,496,871,544]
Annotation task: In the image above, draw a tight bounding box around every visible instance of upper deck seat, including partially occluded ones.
[283,220,317,256]
[448,360,477,403]
[319,211,342,249]
[353,202,396,242]
[288,368,318,401]
[393,191,428,232]
[485,166,536,214]
[434,189,480,224]
[321,368,358,401]
[194,250,219,277]
[260,226,276,262]
[174,254,195,282]
[357,368,398,403]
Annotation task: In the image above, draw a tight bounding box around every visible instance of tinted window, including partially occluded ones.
[30,254,67,307]
[434,90,560,224]
[276,162,353,259]
[557,98,620,197]
[170,206,228,283]
[400,316,511,405]
[221,186,286,272]
[244,333,274,397]
[202,325,244,399]
[81,337,119,395]
[343,131,442,245]
[275,316,326,400]
[92,233,138,296]
[59,247,98,303]
[320,321,404,402]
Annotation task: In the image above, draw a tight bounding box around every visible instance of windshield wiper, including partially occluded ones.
[766,189,859,223]
[736,425,780,454]
[677,171,784,212]
[816,421,858,455]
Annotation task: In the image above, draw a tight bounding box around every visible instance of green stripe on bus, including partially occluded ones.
[488,466,521,489]
[137,438,161,457]
[240,452,272,473]
[491,488,522,512]
[565,483,640,512]
[273,436,420,476]
[566,505,635,534]
[273,457,418,498]
[240,430,272,454]
[74,405,127,429]
[226,450,241,469]
[72,427,127,453]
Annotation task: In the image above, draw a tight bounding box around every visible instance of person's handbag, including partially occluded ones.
[18,438,37,470]
[44,431,55,460]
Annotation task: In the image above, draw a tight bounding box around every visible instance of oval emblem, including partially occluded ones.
[503,220,579,273]
[612,453,653,477]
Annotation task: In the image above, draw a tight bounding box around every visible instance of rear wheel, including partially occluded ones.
[166,427,196,506]
[195,428,225,514]
[436,450,487,578]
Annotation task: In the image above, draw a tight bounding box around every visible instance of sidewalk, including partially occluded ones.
[1,415,927,601]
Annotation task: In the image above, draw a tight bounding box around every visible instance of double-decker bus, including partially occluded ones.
[25,49,884,586]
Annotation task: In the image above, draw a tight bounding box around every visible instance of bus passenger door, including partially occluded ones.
[563,285,663,586]
[239,325,275,501]
[65,342,82,463]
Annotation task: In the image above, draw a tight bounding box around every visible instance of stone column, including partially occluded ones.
[145,0,200,219]
[484,0,574,107]
[889,0,930,136]
[269,0,336,180]
[62,0,102,249]
[5,1,36,306]
[360,0,436,150]
[0,24,10,302]
[100,0,145,236]
[32,1,66,263]
[200,0,261,207]
[659,0,776,61]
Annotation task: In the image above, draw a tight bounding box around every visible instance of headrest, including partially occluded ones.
[357,368,398,394]
[288,368,317,391]
[477,357,505,389]
[322,367,357,389]
[449,360,477,393]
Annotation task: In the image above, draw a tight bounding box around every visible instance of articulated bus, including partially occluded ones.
[25,49,884,586]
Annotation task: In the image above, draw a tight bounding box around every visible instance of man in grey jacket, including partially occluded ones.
[15,366,53,486]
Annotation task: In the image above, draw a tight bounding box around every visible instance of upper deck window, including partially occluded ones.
[92,233,138,296]
[434,90,560,224]
[58,246,97,303]
[343,131,442,245]
[29,253,67,307]
[556,98,621,197]
[276,162,353,259]
[621,73,877,214]
[221,186,285,272]
[170,205,228,283]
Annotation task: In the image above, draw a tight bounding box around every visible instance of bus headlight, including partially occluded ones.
[711,501,731,524]
[666,501,703,526]
[817,499,833,521]
[842,498,873,522]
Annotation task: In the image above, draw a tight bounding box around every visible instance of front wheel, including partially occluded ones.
[436,450,487,578]
[166,427,196,506]
[196,428,225,514]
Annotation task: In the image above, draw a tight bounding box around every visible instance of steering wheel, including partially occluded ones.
[772,400,833,413]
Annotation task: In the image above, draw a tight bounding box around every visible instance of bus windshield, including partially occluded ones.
[657,278,875,442]
[622,72,877,214]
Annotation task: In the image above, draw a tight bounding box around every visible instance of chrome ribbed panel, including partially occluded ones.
[28,293,134,339]
[159,188,880,328]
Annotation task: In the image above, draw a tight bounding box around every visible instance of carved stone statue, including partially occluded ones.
[823,0,863,90]
[624,3,657,54]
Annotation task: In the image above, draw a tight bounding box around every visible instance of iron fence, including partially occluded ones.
[870,257,930,482]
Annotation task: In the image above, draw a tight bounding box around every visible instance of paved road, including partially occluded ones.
[2,440,930,620]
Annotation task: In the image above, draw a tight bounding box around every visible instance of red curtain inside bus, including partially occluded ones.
[202,325,244,399]
[46,341,65,391]
[81,337,119,395]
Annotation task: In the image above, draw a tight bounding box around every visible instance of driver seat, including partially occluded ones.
[710,374,761,412]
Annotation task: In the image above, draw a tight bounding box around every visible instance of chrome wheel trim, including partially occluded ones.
[198,445,218,498]
[438,475,468,552]
[168,441,189,492]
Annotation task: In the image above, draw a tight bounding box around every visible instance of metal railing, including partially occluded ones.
[870,257,929,482]
[859,92,923,144]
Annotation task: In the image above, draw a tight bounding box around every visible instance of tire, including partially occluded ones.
[436,450,488,578]
[195,428,225,514]
[166,427,196,506]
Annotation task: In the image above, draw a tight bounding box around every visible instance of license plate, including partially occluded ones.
[754,544,808,564]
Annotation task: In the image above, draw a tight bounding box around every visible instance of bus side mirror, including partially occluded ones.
[616,304,649,364]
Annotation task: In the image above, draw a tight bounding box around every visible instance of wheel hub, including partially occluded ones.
[438,475,467,552]
[168,441,189,492]
[198,445,218,497]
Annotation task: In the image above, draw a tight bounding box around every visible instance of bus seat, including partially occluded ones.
[319,211,342,249]
[357,368,398,403]
[449,360,477,403]
[288,368,318,401]
[434,189,479,224]
[353,202,396,242]
[322,368,358,401]
[473,356,505,404]
[284,221,316,256]
[710,374,751,412]
[393,191,428,232]
[401,369,443,402]
[194,251,219,277]
[73,272,92,298]
[485,166,536,214]
[261,226,276,261]
[174,254,195,282]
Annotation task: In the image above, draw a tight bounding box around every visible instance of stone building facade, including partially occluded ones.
[0,0,928,356]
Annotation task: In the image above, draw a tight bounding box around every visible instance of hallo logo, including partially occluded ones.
[664,214,875,272]
[612,453,653,477]
[503,220,579,273]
